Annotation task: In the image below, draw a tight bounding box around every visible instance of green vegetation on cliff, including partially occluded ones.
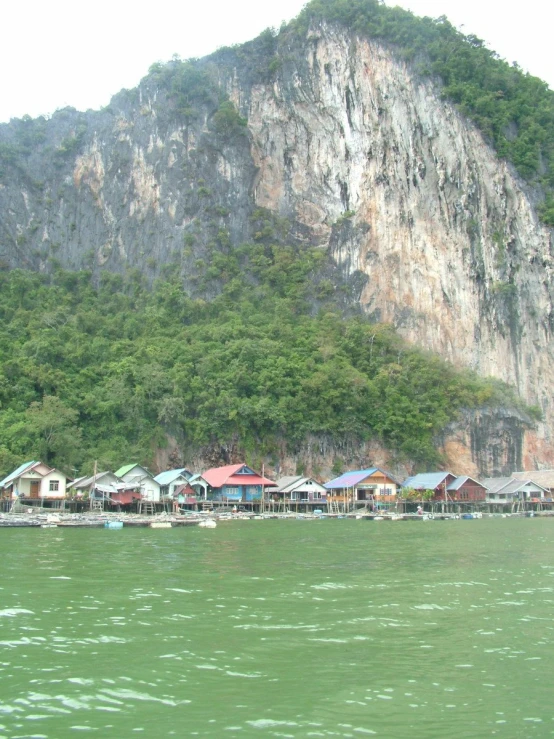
[0,239,526,477]
[290,0,554,224]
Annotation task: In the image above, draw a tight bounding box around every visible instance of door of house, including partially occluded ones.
[29,481,40,499]
[357,489,366,501]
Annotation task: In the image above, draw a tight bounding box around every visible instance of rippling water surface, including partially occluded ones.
[1,518,553,738]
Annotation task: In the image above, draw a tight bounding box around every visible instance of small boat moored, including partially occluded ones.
[198,519,217,528]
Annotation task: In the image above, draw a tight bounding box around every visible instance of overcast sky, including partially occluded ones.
[1,0,552,123]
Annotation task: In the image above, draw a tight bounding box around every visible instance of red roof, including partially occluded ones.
[202,463,275,488]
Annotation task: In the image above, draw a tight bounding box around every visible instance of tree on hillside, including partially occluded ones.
[25,396,82,469]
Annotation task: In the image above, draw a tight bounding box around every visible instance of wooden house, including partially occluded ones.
[69,471,142,507]
[170,483,198,510]
[267,476,327,507]
[402,472,457,501]
[189,473,209,501]
[482,478,549,504]
[69,471,119,496]
[445,476,488,502]
[512,470,554,499]
[115,464,161,502]
[324,468,400,507]
[154,468,193,499]
[0,461,68,503]
[402,472,487,503]
[202,464,274,503]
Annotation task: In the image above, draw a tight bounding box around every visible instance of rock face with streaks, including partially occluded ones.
[0,22,552,474]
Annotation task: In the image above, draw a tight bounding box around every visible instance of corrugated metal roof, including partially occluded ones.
[481,478,514,494]
[67,475,87,489]
[154,468,190,485]
[324,469,378,490]
[202,464,245,487]
[115,463,138,478]
[0,461,38,488]
[72,471,114,489]
[482,477,548,495]
[512,470,554,489]
[272,476,327,494]
[501,480,536,495]
[202,464,274,488]
[114,463,153,478]
[447,475,487,491]
[402,472,452,490]
[273,476,303,489]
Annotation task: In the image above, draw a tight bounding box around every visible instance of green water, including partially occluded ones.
[1,519,553,738]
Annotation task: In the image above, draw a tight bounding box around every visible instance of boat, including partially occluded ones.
[198,519,217,528]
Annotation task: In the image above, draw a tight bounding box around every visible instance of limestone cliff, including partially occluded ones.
[0,21,552,474]
[238,26,554,472]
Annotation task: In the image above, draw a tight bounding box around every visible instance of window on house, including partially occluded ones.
[236,467,254,475]
[49,480,59,492]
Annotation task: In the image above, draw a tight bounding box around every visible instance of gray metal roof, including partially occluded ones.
[481,478,515,494]
[512,470,554,490]
[402,472,452,490]
[272,476,327,494]
[72,471,115,489]
[482,478,548,495]
[447,475,487,491]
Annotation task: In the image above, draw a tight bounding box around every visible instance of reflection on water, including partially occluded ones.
[0,520,553,737]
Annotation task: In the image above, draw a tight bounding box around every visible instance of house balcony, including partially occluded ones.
[284,497,327,505]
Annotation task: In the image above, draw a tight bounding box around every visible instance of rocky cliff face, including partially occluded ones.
[239,26,554,471]
[1,23,552,474]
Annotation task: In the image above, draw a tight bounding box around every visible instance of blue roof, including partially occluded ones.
[402,472,452,490]
[324,469,378,490]
[0,461,37,488]
[154,468,190,485]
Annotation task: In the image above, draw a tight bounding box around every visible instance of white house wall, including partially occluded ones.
[12,471,42,497]
[120,469,161,502]
[40,470,68,498]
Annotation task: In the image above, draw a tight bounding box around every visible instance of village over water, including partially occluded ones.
[1,461,554,524]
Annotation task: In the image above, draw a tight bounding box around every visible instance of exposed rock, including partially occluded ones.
[0,23,552,474]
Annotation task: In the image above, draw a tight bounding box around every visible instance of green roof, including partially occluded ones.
[115,463,139,478]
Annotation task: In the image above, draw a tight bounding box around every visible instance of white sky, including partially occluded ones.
[1,0,552,123]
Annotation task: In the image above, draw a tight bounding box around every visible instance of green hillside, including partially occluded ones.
[0,0,548,479]
[0,239,530,478]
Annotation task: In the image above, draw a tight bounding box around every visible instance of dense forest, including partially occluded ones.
[0,0,550,480]
[0,235,529,479]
